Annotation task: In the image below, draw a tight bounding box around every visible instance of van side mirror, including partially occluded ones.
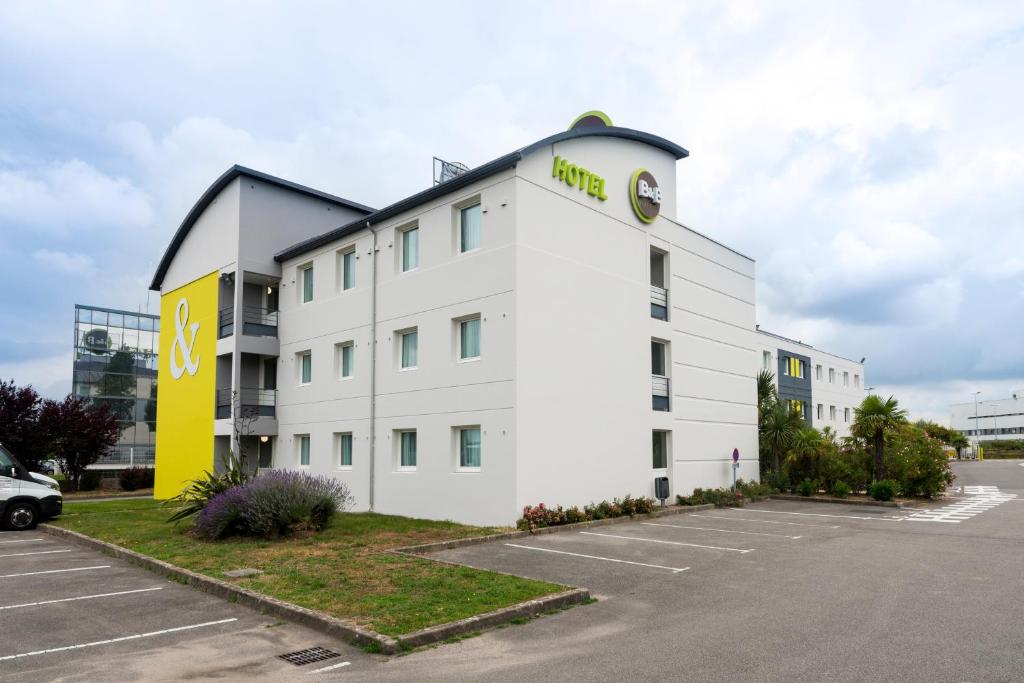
[7,466,15,478]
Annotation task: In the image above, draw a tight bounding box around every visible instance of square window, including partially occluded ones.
[297,434,310,466]
[458,426,481,469]
[460,204,481,253]
[398,430,417,469]
[336,432,352,468]
[341,249,356,290]
[652,431,668,469]
[399,329,418,369]
[459,317,480,360]
[299,351,312,384]
[301,264,314,303]
[401,226,419,272]
[336,342,354,379]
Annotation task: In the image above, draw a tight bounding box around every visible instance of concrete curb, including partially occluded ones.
[770,494,902,508]
[39,523,592,654]
[393,504,717,555]
[63,492,154,502]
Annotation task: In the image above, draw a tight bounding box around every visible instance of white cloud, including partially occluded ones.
[31,248,96,275]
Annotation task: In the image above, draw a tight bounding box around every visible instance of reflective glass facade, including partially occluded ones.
[73,304,159,467]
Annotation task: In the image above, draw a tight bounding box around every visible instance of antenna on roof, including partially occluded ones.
[433,157,470,185]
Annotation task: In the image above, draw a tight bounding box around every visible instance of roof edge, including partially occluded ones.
[149,165,373,291]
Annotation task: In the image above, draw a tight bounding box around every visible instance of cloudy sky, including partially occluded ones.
[1,1,1021,422]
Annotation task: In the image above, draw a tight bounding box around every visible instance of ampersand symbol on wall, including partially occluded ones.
[169,298,200,379]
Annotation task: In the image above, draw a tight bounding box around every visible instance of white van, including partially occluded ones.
[0,443,63,530]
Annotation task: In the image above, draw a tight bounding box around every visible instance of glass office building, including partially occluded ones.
[72,304,159,468]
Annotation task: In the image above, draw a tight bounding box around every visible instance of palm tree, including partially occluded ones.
[786,427,823,483]
[852,394,908,482]
[761,402,798,473]
[756,369,777,419]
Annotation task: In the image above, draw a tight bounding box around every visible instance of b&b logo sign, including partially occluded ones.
[629,168,661,224]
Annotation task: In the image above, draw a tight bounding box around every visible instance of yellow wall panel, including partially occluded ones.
[154,271,219,499]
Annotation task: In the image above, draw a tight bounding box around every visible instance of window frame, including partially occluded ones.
[398,328,418,370]
[652,430,669,469]
[299,351,312,385]
[297,434,311,467]
[340,247,356,291]
[336,432,353,469]
[457,315,481,362]
[300,263,314,304]
[456,425,481,472]
[336,341,354,380]
[399,224,419,273]
[458,202,482,254]
[830,405,837,421]
[397,429,417,471]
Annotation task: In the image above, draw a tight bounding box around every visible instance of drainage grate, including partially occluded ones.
[278,646,343,666]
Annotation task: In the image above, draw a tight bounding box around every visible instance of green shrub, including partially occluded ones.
[79,470,102,491]
[676,487,744,507]
[119,467,155,491]
[517,495,656,531]
[869,479,898,501]
[736,479,775,499]
[796,479,817,497]
[167,452,250,523]
[830,481,851,498]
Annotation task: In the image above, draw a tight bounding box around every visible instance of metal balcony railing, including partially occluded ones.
[650,286,668,321]
[218,307,234,338]
[94,446,156,467]
[241,306,278,337]
[216,387,277,419]
[652,375,670,411]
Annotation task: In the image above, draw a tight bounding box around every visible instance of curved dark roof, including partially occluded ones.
[149,165,374,290]
[275,126,689,262]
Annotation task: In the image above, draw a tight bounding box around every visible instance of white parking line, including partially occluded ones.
[0,565,111,579]
[0,549,72,559]
[579,531,754,554]
[308,661,352,674]
[0,587,164,611]
[504,543,690,573]
[0,618,239,661]
[641,522,802,540]
[731,508,902,521]
[694,514,840,529]
[0,539,46,545]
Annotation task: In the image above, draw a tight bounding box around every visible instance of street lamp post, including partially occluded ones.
[973,391,982,457]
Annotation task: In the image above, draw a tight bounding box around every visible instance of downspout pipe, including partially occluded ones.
[368,221,377,511]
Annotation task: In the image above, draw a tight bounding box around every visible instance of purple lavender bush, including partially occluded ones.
[191,470,353,540]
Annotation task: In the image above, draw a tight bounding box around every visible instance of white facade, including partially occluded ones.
[153,123,766,527]
[951,393,1024,442]
[756,329,865,438]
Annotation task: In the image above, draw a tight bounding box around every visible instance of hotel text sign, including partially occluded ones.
[551,156,608,201]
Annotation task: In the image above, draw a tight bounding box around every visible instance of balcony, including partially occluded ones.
[241,306,278,337]
[650,285,668,320]
[216,387,277,419]
[218,307,234,338]
[652,375,670,412]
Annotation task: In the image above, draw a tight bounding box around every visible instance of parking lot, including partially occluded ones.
[0,532,371,680]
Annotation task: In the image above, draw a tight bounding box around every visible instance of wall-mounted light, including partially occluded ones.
[267,286,273,295]
[259,436,269,443]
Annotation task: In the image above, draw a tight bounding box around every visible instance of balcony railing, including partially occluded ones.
[218,307,234,338]
[216,387,277,419]
[650,286,668,321]
[652,375,670,411]
[242,306,278,337]
[93,446,156,467]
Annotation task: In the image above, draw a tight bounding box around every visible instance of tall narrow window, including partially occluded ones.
[298,351,312,384]
[816,365,822,381]
[844,407,850,422]
[652,431,668,469]
[763,351,771,370]
[401,329,418,369]
[460,318,480,360]
[459,427,481,469]
[854,374,860,388]
[651,341,666,376]
[402,227,419,272]
[342,249,356,290]
[399,430,417,469]
[843,371,850,387]
[339,343,353,378]
[829,368,835,384]
[817,404,823,420]
[830,405,837,420]
[298,434,310,466]
[338,433,352,468]
[460,204,481,252]
[788,357,803,378]
[301,265,314,303]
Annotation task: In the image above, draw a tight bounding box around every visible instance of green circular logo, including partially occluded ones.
[629,168,662,223]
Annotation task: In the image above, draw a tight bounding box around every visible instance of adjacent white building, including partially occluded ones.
[152,114,769,525]
[757,329,865,438]
[951,393,1024,443]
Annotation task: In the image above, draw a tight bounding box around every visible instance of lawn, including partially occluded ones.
[52,499,563,636]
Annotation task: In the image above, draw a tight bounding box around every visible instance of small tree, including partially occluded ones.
[42,396,121,491]
[852,394,908,482]
[761,402,798,475]
[0,379,54,471]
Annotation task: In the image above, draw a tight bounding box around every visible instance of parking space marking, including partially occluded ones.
[579,531,754,554]
[0,565,110,579]
[905,487,1017,523]
[504,543,690,573]
[641,522,802,540]
[731,508,902,521]
[0,618,239,661]
[0,549,72,559]
[308,661,352,674]
[0,538,46,545]
[0,587,164,611]
[694,514,840,529]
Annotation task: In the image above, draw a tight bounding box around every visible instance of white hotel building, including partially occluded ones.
[151,114,857,526]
